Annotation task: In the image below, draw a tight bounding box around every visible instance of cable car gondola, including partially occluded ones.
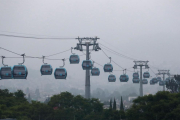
[54,59,67,79]
[40,56,53,75]
[150,80,155,85]
[152,78,158,83]
[104,64,113,72]
[0,56,13,79]
[0,67,13,79]
[54,68,67,79]
[91,68,100,76]
[108,74,116,82]
[143,72,150,78]
[159,81,164,86]
[13,65,28,79]
[132,78,140,83]
[142,79,148,84]
[40,64,53,75]
[133,72,139,79]
[157,77,162,82]
[13,54,28,79]
[82,60,93,70]
[120,74,129,82]
[69,55,80,64]
[104,57,113,72]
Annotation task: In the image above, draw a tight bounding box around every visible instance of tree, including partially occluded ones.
[113,98,116,110]
[126,91,180,120]
[109,99,112,109]
[120,96,124,111]
[27,94,31,103]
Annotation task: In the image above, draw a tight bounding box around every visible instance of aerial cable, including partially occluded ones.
[99,42,140,60]
[0,33,75,40]
[149,67,156,76]
[101,49,124,70]
[0,31,76,38]
[100,45,136,61]
[100,43,140,61]
[0,47,21,56]
[45,48,71,57]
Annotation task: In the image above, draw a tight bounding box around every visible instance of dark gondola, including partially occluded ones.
[108,74,116,82]
[13,65,28,79]
[91,68,100,76]
[132,78,140,83]
[82,60,93,70]
[143,72,150,78]
[142,79,148,84]
[150,80,155,85]
[0,67,13,79]
[133,72,139,79]
[104,64,113,72]
[120,74,129,82]
[152,78,158,83]
[40,64,53,75]
[54,68,67,79]
[159,81,164,86]
[69,55,80,64]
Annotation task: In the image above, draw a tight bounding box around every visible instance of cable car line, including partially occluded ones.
[101,49,124,69]
[45,48,71,57]
[0,33,75,40]
[0,47,21,56]
[0,31,77,38]
[99,43,139,61]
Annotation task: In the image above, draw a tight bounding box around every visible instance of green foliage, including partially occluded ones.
[1,89,179,120]
[126,91,180,120]
[113,98,116,110]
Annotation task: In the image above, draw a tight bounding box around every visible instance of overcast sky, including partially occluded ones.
[0,0,180,95]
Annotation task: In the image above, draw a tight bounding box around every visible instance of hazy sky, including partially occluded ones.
[0,0,180,95]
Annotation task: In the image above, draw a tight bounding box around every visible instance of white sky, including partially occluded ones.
[0,0,180,95]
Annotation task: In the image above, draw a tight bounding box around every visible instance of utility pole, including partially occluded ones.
[133,61,149,97]
[157,70,170,91]
[74,37,101,99]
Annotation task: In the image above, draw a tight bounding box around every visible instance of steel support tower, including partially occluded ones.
[157,70,170,91]
[133,61,149,97]
[74,37,101,99]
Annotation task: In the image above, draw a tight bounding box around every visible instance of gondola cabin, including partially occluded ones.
[157,77,162,82]
[120,74,129,82]
[108,75,116,82]
[152,78,158,83]
[143,72,150,78]
[82,60,93,70]
[40,64,53,75]
[91,68,100,76]
[69,55,80,64]
[13,65,28,79]
[133,72,139,79]
[150,80,155,85]
[54,68,67,79]
[142,79,148,84]
[132,78,140,83]
[104,64,113,72]
[0,67,13,79]
[159,81,164,86]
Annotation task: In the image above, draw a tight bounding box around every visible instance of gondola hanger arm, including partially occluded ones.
[18,54,25,65]
[60,59,65,68]
[1,56,8,67]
